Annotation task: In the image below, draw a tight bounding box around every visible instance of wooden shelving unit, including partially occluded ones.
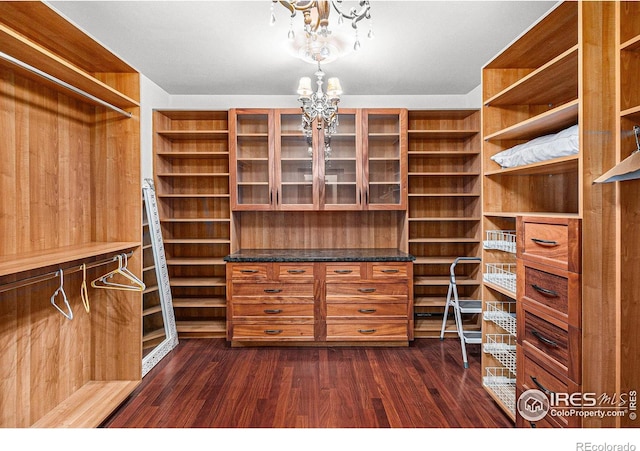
[0,2,141,428]
[407,110,482,337]
[481,1,580,422]
[481,1,624,427]
[153,110,230,338]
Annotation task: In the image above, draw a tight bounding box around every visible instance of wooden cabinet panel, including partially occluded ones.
[371,262,409,279]
[326,303,407,318]
[326,322,408,341]
[227,260,412,345]
[230,264,268,280]
[326,283,409,300]
[325,263,363,280]
[277,264,314,281]
[233,303,314,318]
[518,258,581,328]
[232,323,315,341]
[231,283,314,299]
[230,108,406,211]
[518,217,581,272]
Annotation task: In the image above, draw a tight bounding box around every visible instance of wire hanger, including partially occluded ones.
[80,263,90,312]
[91,254,145,292]
[51,269,73,320]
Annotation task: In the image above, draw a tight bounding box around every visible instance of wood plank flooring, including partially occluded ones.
[102,338,513,428]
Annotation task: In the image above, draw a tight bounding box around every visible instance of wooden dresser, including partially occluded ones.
[225,249,414,346]
[516,216,582,427]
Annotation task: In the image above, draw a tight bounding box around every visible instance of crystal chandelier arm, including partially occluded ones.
[331,0,371,28]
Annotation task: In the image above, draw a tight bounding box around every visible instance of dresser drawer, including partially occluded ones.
[326,283,409,300]
[232,323,315,341]
[326,321,408,341]
[232,283,313,299]
[371,263,409,280]
[277,264,314,281]
[517,346,582,428]
[325,264,362,281]
[327,303,407,318]
[232,303,314,318]
[230,264,269,280]
[520,306,581,382]
[517,217,581,272]
[518,260,581,327]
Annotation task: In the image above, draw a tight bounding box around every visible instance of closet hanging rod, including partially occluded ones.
[0,50,133,118]
[0,251,134,294]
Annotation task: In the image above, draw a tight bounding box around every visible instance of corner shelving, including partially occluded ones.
[153,110,230,338]
[481,1,580,422]
[0,2,141,427]
[407,110,482,337]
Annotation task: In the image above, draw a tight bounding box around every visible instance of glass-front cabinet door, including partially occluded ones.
[363,109,408,210]
[230,109,274,210]
[276,110,316,210]
[322,109,363,210]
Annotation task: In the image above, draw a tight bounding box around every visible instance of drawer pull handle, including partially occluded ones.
[381,269,399,274]
[358,288,377,293]
[358,309,377,314]
[531,329,558,348]
[240,269,259,273]
[530,238,559,247]
[287,269,306,274]
[358,329,377,334]
[334,269,353,274]
[264,289,283,293]
[264,309,282,314]
[530,376,555,396]
[531,284,559,297]
[264,329,283,335]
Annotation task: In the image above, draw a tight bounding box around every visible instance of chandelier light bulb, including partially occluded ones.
[326,77,342,97]
[297,77,313,97]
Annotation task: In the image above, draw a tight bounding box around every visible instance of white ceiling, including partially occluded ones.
[46,0,558,96]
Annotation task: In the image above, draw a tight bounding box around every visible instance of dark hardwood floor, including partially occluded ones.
[103,338,513,428]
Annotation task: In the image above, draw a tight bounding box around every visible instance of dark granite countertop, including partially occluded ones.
[223,248,415,263]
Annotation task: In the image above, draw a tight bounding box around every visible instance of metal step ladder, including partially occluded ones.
[439,257,483,368]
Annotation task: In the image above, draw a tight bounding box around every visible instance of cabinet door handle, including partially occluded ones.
[381,269,399,274]
[334,269,353,274]
[264,309,282,314]
[531,284,558,297]
[531,329,558,348]
[358,309,377,314]
[530,238,559,247]
[264,329,283,335]
[358,287,376,293]
[358,329,377,334]
[264,288,283,293]
[530,376,555,396]
[240,269,258,274]
[287,269,306,274]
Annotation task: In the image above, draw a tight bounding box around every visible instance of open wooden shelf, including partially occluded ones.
[30,380,139,428]
[484,100,579,141]
[485,46,578,107]
[0,241,138,277]
[484,154,579,177]
[0,24,139,111]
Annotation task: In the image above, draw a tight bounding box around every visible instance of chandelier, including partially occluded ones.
[270,0,373,57]
[296,62,342,159]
